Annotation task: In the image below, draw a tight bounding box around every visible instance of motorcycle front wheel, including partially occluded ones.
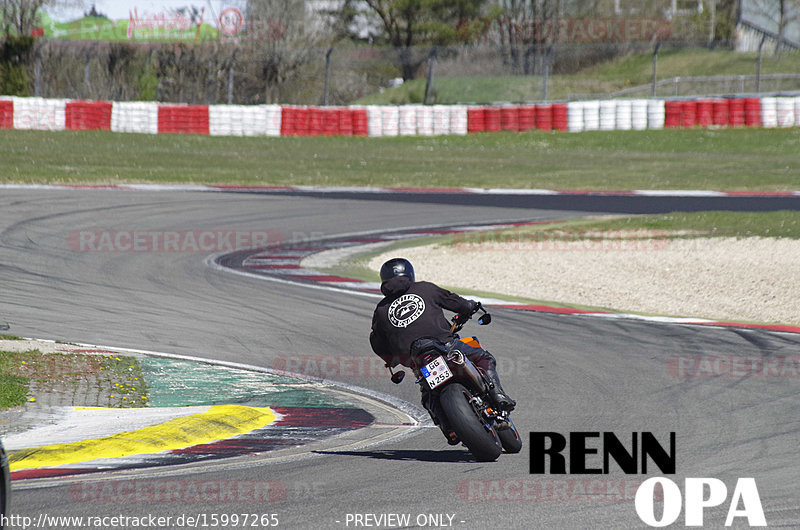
[439,383,502,462]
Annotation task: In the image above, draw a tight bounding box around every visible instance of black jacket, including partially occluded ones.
[370,276,475,367]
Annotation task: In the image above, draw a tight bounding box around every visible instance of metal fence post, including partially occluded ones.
[323,47,333,106]
[424,47,436,105]
[84,53,91,98]
[542,45,552,102]
[652,41,660,97]
[34,50,41,97]
[207,59,214,104]
[227,51,236,105]
[757,35,766,93]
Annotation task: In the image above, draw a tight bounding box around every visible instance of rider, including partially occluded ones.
[369,257,517,416]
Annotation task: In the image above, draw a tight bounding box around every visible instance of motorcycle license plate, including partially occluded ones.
[421,356,453,389]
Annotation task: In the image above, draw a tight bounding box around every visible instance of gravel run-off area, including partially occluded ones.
[369,236,800,326]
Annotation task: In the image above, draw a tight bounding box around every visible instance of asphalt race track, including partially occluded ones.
[2,189,800,529]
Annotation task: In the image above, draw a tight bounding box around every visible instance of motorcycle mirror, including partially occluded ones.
[391,370,406,384]
[477,313,492,325]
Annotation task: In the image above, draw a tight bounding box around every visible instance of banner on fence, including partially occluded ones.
[40,1,251,42]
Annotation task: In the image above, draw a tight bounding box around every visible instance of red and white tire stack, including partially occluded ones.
[0,95,798,137]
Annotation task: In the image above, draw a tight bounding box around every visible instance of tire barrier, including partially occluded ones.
[519,105,536,131]
[158,105,210,135]
[209,104,281,137]
[647,99,666,129]
[615,99,633,131]
[599,100,616,131]
[111,101,158,134]
[0,98,14,129]
[583,100,601,131]
[712,99,728,126]
[1,96,797,137]
[728,98,746,126]
[66,100,113,131]
[11,97,67,131]
[552,104,568,131]
[631,100,648,130]
[567,101,584,132]
[744,98,761,127]
[776,97,795,128]
[500,105,519,131]
[484,106,501,132]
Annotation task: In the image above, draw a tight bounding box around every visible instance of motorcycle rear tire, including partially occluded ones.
[439,383,502,462]
[498,418,523,453]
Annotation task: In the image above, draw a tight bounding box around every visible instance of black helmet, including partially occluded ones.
[379,258,415,282]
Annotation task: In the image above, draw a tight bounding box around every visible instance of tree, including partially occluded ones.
[244,0,336,103]
[489,0,563,75]
[0,34,33,94]
[359,0,487,79]
[1,0,83,38]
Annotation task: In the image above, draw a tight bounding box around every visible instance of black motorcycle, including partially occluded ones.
[390,303,522,462]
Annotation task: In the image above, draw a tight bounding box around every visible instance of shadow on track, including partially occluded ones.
[316,449,475,463]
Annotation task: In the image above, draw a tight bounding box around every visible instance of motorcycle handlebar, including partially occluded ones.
[450,301,491,333]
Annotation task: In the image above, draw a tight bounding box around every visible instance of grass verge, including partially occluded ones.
[1,128,800,190]
[0,372,29,409]
[355,48,800,104]
[0,350,149,410]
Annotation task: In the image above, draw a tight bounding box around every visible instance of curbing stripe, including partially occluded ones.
[220,222,800,336]
[9,404,276,472]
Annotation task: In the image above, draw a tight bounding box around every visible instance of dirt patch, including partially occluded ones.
[369,236,800,326]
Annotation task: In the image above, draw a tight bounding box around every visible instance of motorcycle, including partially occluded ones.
[389,303,522,462]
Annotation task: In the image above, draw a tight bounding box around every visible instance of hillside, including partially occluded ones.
[354,47,800,104]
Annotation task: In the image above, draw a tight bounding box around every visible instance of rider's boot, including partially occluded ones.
[484,369,516,411]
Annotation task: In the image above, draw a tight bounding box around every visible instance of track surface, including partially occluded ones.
[2,189,799,528]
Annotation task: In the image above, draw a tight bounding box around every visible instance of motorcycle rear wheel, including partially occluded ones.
[439,383,502,462]
[498,417,523,453]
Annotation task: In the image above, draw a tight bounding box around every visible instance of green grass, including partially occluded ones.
[549,211,800,239]
[356,48,800,104]
[2,128,800,190]
[0,351,38,409]
[0,350,149,409]
[0,372,30,409]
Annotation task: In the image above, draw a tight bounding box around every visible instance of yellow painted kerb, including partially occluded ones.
[10,404,276,471]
